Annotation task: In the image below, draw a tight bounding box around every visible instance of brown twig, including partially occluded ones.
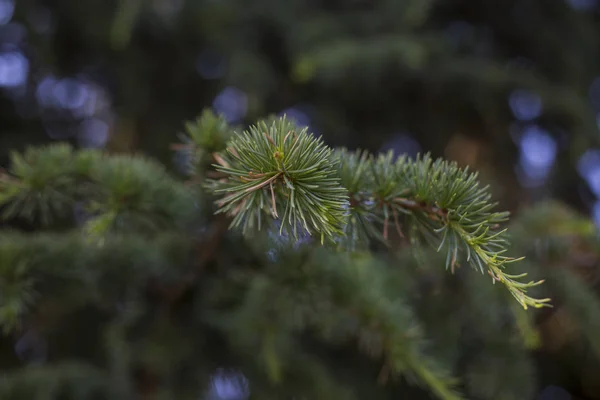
[243,173,282,193]
[248,171,267,178]
[392,197,448,220]
[451,252,457,274]
[229,198,247,217]
[264,132,276,146]
[283,131,293,145]
[488,270,501,283]
[212,153,230,168]
[392,208,404,238]
[228,147,239,158]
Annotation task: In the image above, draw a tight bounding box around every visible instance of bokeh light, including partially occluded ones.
[577,149,600,197]
[380,132,421,159]
[0,0,14,25]
[206,368,250,400]
[0,50,27,88]
[538,384,572,400]
[566,0,598,11]
[509,89,543,121]
[212,87,247,123]
[516,125,557,187]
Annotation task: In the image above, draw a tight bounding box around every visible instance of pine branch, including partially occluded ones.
[0,144,99,225]
[0,144,194,235]
[201,246,463,399]
[200,115,550,310]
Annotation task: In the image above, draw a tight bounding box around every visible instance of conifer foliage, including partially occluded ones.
[0,110,557,399]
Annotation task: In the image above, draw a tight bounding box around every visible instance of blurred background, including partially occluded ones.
[3,0,600,399]
[5,0,600,218]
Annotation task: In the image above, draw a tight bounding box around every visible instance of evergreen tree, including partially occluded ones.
[0,110,592,400]
[3,1,600,399]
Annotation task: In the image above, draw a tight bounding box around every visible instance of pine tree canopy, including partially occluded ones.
[0,111,556,400]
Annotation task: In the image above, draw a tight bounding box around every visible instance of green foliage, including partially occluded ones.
[201,246,462,399]
[174,110,237,179]
[0,231,188,336]
[507,202,600,361]
[337,149,543,306]
[84,154,194,235]
[7,0,600,398]
[0,144,195,235]
[207,116,349,243]
[2,111,591,400]
[0,145,100,225]
[203,115,548,309]
[0,363,110,399]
